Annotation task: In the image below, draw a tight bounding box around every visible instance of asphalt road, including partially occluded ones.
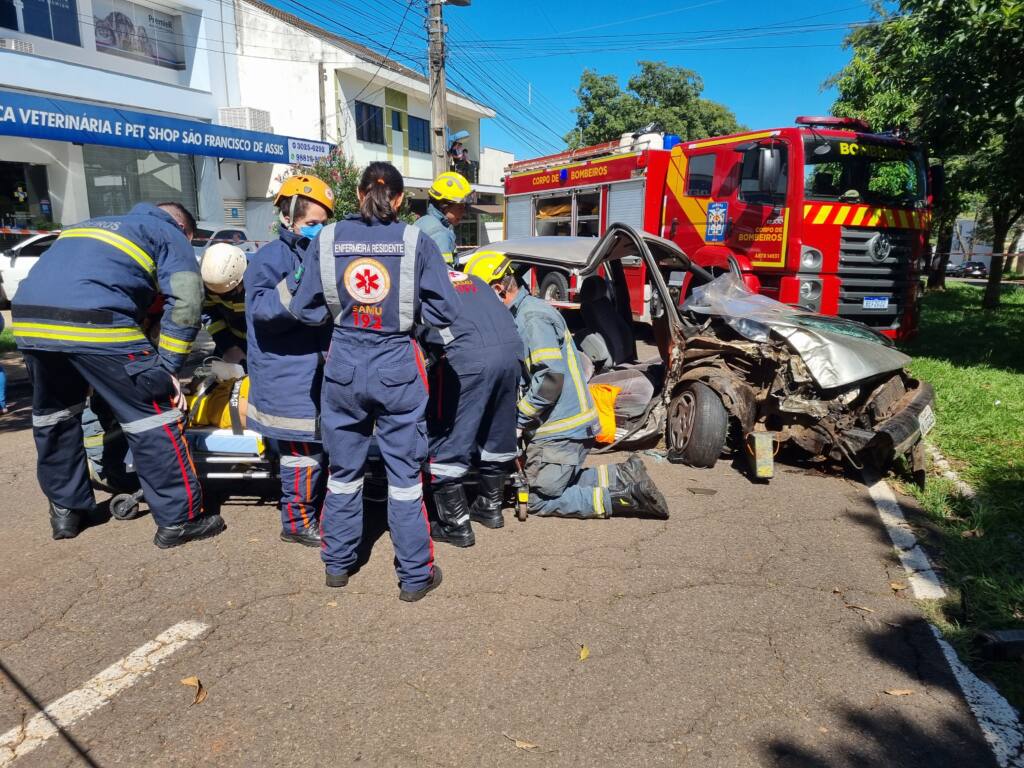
[0,401,998,767]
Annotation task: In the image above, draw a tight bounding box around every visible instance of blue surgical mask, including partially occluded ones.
[299,223,324,239]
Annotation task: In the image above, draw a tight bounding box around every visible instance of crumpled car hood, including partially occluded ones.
[682,274,911,390]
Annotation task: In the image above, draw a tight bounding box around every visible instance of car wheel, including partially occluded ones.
[539,271,569,302]
[667,382,729,468]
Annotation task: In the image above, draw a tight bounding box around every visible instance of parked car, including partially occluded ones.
[192,223,257,260]
[947,260,988,278]
[463,224,935,483]
[0,231,60,308]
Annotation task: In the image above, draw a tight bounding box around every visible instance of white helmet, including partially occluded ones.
[201,243,247,294]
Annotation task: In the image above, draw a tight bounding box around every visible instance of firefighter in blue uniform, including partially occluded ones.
[201,243,249,365]
[245,175,335,547]
[463,252,669,521]
[288,162,461,601]
[417,266,523,547]
[12,202,225,547]
[415,171,471,264]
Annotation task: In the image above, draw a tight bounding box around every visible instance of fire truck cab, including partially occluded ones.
[503,117,932,339]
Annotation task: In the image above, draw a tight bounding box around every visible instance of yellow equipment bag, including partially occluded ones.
[187,377,250,432]
[589,383,622,444]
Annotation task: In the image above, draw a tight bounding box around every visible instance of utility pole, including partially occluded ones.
[426,0,470,178]
[317,61,327,143]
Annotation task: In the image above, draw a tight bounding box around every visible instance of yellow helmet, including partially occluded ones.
[461,250,513,284]
[428,171,472,204]
[274,175,335,215]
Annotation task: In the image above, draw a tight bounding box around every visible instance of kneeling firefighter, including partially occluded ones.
[11,202,224,547]
[415,171,471,264]
[416,266,523,547]
[244,175,335,546]
[201,243,249,365]
[287,161,461,602]
[462,252,669,520]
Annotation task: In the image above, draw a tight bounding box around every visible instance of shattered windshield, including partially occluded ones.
[802,137,926,207]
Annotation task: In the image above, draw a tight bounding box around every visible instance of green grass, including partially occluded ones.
[899,282,1024,711]
[0,328,15,353]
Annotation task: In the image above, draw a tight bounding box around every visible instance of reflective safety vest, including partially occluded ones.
[287,215,460,341]
[511,291,599,442]
[11,203,203,372]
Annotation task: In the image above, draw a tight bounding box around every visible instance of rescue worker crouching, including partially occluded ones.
[245,175,335,547]
[201,243,248,366]
[12,202,225,547]
[415,171,471,264]
[287,162,461,601]
[462,252,669,521]
[414,265,523,547]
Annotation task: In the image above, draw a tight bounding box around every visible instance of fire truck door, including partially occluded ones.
[727,143,790,270]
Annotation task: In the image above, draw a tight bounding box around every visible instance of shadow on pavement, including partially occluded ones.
[0,400,31,434]
[0,658,105,768]
[765,619,998,767]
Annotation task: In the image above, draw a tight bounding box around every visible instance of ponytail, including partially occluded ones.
[358,162,404,223]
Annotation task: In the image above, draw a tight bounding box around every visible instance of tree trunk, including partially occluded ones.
[982,222,1008,310]
[927,219,955,290]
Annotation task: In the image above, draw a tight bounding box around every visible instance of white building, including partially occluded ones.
[234,0,507,245]
[0,0,327,238]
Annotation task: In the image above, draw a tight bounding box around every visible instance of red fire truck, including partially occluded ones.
[503,117,937,339]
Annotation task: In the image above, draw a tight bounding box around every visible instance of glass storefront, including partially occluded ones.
[0,161,51,228]
[82,145,197,217]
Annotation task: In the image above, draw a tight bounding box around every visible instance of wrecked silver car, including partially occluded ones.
[465,224,934,482]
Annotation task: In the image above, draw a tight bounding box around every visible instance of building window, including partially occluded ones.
[92,0,185,69]
[408,116,431,153]
[686,153,715,196]
[1,0,82,46]
[391,110,402,131]
[355,101,384,145]
[81,145,197,218]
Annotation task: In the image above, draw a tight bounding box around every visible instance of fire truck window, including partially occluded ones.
[575,191,600,237]
[535,194,573,237]
[686,154,716,196]
[740,146,788,205]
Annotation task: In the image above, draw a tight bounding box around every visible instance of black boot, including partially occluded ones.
[49,502,84,540]
[281,524,321,547]
[430,484,475,548]
[399,565,443,602]
[609,478,670,520]
[469,471,507,529]
[153,513,226,549]
[615,455,651,486]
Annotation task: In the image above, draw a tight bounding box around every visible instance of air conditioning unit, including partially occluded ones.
[217,107,273,134]
[223,199,246,227]
[0,38,35,54]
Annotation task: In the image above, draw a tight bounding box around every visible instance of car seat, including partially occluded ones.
[578,275,636,369]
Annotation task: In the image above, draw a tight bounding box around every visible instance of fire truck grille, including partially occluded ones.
[837,227,914,329]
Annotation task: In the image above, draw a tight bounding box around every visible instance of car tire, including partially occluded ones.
[539,271,569,302]
[667,381,729,468]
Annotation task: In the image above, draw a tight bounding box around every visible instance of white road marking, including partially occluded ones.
[863,473,1024,766]
[930,625,1024,768]
[863,472,947,599]
[0,620,208,766]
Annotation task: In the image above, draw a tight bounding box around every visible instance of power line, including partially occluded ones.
[348,0,417,105]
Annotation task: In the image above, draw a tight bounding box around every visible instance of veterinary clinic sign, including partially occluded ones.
[0,89,332,164]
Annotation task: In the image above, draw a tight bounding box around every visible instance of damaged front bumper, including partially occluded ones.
[840,379,936,471]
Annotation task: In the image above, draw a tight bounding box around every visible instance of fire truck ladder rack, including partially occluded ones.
[506,139,639,174]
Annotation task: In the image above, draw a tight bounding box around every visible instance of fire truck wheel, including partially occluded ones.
[667,382,729,468]
[539,271,569,302]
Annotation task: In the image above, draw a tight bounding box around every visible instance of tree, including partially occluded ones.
[285,148,362,221]
[565,62,743,148]
[829,0,1024,307]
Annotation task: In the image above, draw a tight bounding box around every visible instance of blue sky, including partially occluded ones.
[272,0,876,159]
